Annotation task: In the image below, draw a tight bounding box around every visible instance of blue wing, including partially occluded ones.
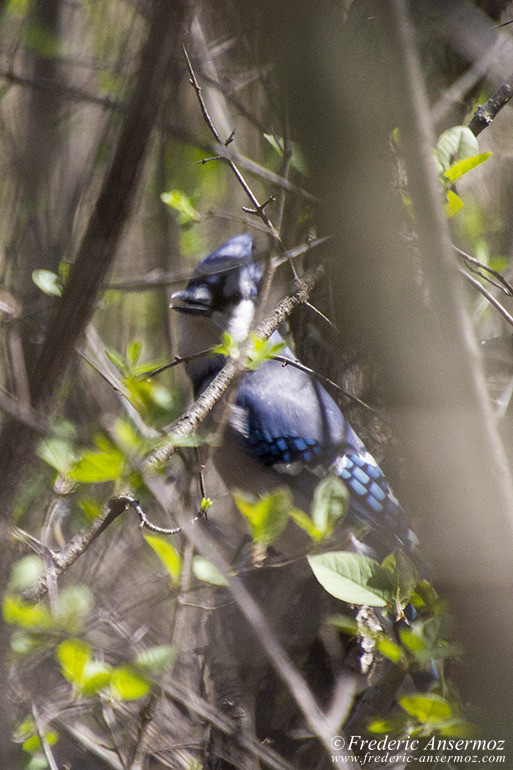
[231,334,417,555]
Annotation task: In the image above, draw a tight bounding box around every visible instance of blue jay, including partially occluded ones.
[172,234,418,559]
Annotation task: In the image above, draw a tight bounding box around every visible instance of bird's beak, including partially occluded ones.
[170,287,211,315]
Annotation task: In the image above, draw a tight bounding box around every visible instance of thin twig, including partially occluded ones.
[144,348,213,379]
[31,704,59,770]
[0,68,316,204]
[455,246,513,296]
[273,355,373,411]
[127,498,206,536]
[459,268,513,328]
[183,45,283,248]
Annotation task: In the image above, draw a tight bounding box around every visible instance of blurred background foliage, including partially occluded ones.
[2,0,513,768]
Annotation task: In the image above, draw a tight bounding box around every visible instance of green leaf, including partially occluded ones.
[311,475,348,535]
[192,555,228,586]
[289,507,324,542]
[54,586,93,633]
[31,269,62,297]
[144,535,182,584]
[70,447,124,483]
[110,666,151,700]
[376,636,405,665]
[436,125,479,171]
[78,498,100,521]
[112,419,143,452]
[411,578,443,614]
[444,151,492,183]
[160,190,201,228]
[399,694,452,724]
[56,639,91,687]
[399,627,427,656]
[382,550,418,607]
[81,661,113,696]
[233,488,292,545]
[439,719,476,737]
[3,596,54,631]
[37,437,75,474]
[368,714,409,734]
[127,341,143,367]
[23,730,58,754]
[307,552,394,607]
[444,189,464,218]
[105,347,127,374]
[8,556,44,592]
[246,334,285,370]
[134,645,176,676]
[212,331,239,358]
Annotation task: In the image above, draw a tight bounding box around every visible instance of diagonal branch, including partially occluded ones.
[145,264,324,467]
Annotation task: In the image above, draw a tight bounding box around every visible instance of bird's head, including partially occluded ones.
[171,234,262,347]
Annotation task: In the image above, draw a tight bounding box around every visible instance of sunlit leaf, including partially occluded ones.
[81,660,113,696]
[444,151,492,182]
[233,488,292,545]
[192,555,228,586]
[8,556,44,592]
[37,437,75,474]
[144,535,182,584]
[56,639,91,687]
[3,596,54,631]
[110,666,151,700]
[289,507,324,542]
[127,341,143,366]
[376,636,405,665]
[134,645,176,676]
[399,694,452,724]
[160,190,201,228]
[32,269,62,297]
[444,190,464,218]
[436,125,479,170]
[311,475,348,535]
[70,447,124,483]
[307,552,394,607]
[368,714,409,734]
[22,730,58,754]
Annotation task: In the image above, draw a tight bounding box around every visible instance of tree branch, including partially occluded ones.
[146,264,324,467]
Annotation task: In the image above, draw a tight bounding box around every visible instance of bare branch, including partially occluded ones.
[459,268,513,328]
[183,45,284,247]
[467,74,513,136]
[20,497,130,603]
